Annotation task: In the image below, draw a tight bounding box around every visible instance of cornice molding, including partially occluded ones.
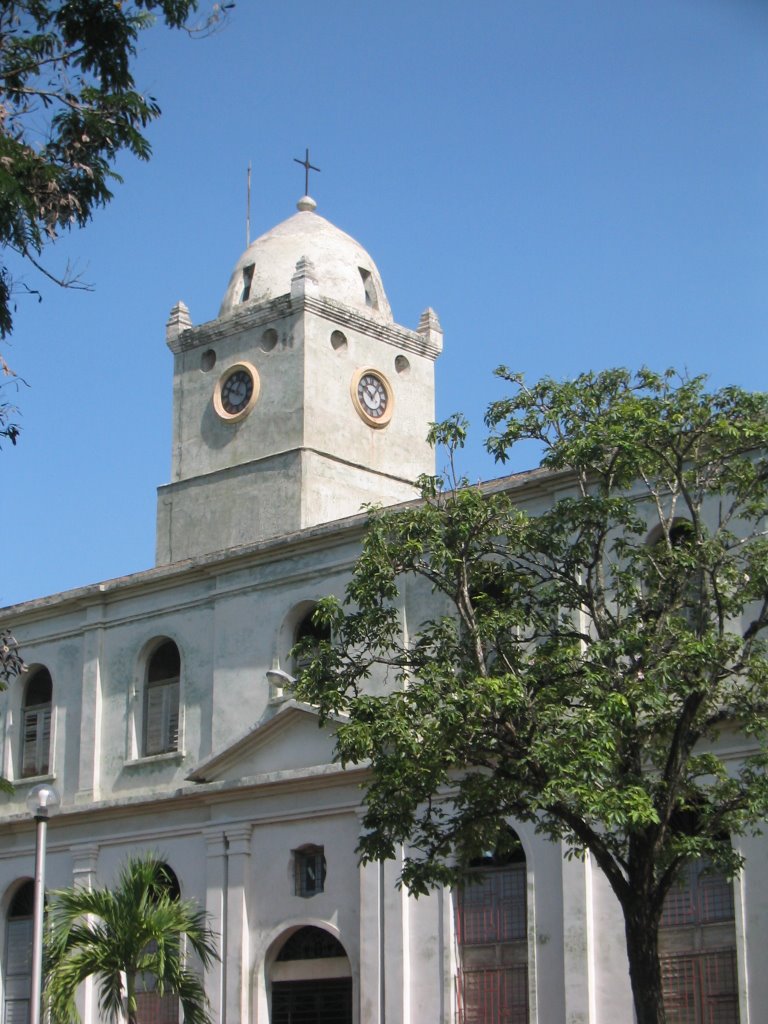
[167,293,442,361]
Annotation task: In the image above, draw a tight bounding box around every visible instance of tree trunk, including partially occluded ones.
[623,902,667,1024]
[125,971,138,1024]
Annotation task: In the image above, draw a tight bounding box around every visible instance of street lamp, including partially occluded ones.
[26,783,60,1024]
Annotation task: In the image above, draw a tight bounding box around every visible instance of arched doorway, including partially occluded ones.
[659,857,739,1023]
[455,833,530,1024]
[134,863,181,1024]
[3,881,34,1024]
[270,926,352,1024]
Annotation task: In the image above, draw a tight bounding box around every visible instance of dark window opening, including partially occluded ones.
[240,263,255,303]
[294,846,326,898]
[277,926,345,962]
[293,608,331,677]
[359,267,378,309]
[5,882,35,1024]
[272,979,352,1024]
[144,641,181,756]
[22,668,52,778]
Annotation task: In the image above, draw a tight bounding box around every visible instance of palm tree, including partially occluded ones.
[44,853,219,1024]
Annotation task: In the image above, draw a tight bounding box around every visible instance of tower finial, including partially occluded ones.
[293,147,321,196]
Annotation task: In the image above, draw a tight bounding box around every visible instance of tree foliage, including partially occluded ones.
[0,0,232,438]
[44,853,219,1024]
[0,626,25,684]
[295,368,768,1024]
[0,627,23,791]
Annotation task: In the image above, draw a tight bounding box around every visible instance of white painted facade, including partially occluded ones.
[0,198,765,1024]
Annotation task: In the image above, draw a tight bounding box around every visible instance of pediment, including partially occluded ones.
[186,701,340,784]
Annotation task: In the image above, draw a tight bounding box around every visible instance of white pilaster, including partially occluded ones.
[382,854,410,1024]
[561,853,596,1024]
[224,825,252,1024]
[204,830,227,1024]
[358,856,383,1024]
[71,843,99,1024]
[76,607,104,803]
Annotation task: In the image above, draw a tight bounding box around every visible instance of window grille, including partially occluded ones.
[660,858,739,1024]
[456,844,529,1024]
[135,990,178,1024]
[272,979,352,1024]
[457,864,526,945]
[661,860,735,929]
[661,949,738,1024]
[457,967,529,1024]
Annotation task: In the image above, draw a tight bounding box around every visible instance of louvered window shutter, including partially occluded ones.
[145,686,167,755]
[145,681,180,755]
[167,680,180,750]
[39,707,51,774]
[4,917,33,1024]
[22,706,51,777]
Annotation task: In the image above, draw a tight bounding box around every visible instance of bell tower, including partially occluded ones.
[155,196,443,565]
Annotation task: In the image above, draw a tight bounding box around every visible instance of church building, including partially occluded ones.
[0,196,765,1024]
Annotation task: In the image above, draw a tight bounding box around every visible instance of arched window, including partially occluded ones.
[645,519,705,631]
[135,864,181,1024]
[271,927,351,1024]
[456,834,529,1024]
[4,881,34,1024]
[660,857,738,1024]
[21,668,52,778]
[144,642,181,757]
[292,606,331,678]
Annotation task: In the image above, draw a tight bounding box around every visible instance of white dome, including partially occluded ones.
[219,197,392,322]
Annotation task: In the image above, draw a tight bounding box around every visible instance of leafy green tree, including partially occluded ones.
[0,0,232,438]
[296,368,768,1024]
[44,853,219,1024]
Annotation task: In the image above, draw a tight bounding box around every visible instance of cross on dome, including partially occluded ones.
[293,147,321,196]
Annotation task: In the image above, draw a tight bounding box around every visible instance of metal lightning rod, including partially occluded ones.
[246,162,251,247]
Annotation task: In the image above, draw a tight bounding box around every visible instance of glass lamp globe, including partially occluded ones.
[26,783,60,820]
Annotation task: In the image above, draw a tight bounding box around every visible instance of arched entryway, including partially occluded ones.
[455,832,530,1024]
[270,926,352,1024]
[659,857,739,1023]
[134,863,181,1024]
[3,880,34,1024]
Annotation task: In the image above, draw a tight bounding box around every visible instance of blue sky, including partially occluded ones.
[2,0,767,607]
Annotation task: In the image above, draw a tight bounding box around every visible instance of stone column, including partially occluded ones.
[223,825,252,1024]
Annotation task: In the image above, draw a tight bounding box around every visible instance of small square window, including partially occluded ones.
[294,846,326,898]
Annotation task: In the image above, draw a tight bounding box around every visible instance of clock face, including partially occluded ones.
[221,369,253,414]
[351,368,394,427]
[213,362,260,422]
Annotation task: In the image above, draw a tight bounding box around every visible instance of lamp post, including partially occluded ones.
[26,783,60,1024]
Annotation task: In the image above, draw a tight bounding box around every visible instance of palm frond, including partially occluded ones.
[44,853,219,1024]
